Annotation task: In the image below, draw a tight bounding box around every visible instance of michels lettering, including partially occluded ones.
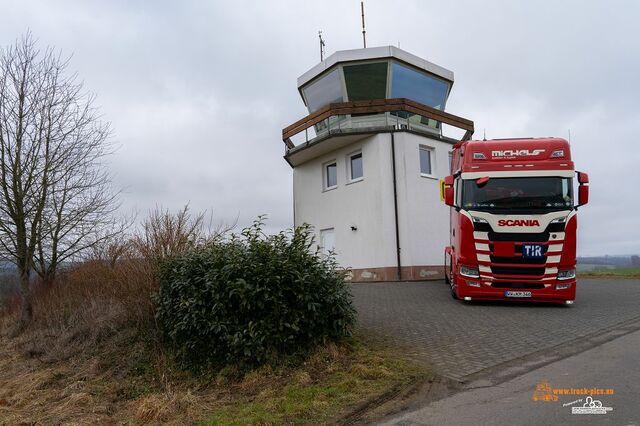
[498,219,540,226]
[492,149,545,157]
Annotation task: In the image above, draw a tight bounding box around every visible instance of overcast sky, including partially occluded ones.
[1,0,638,256]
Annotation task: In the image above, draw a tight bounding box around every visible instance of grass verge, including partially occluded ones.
[0,327,427,425]
[579,267,640,279]
[203,335,427,425]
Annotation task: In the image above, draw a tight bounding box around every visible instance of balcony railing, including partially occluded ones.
[282,98,474,150]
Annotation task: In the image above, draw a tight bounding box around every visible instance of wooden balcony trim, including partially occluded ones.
[282,98,474,146]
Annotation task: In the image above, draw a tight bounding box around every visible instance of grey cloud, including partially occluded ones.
[1,0,637,255]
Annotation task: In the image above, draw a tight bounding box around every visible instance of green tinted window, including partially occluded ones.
[343,62,388,101]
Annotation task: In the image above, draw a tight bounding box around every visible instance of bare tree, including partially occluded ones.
[85,216,136,268]
[132,205,236,262]
[133,205,207,261]
[0,33,115,329]
[33,121,119,286]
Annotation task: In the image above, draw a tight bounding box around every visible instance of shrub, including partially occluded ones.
[154,218,356,369]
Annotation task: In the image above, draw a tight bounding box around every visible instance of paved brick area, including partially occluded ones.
[352,279,640,381]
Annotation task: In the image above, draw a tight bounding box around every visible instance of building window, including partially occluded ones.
[343,62,388,101]
[324,161,337,190]
[320,228,335,256]
[348,152,363,182]
[420,146,434,177]
[302,68,344,113]
[391,62,450,111]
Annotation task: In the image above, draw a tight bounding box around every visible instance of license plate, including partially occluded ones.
[504,291,532,298]
[522,244,544,258]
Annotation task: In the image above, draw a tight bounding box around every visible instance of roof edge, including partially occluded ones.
[297,45,454,89]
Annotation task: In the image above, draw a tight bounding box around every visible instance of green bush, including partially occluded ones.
[154,219,356,369]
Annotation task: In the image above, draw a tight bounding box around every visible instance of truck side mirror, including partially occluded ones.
[443,175,455,207]
[578,185,589,206]
[577,171,589,206]
[577,171,589,184]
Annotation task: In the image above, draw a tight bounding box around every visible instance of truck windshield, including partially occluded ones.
[461,177,573,212]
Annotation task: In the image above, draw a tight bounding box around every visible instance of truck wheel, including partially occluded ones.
[444,253,450,285]
[450,278,458,300]
[450,286,459,300]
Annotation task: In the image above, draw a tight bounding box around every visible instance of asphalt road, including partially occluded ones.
[352,278,640,381]
[351,278,640,425]
[381,328,640,425]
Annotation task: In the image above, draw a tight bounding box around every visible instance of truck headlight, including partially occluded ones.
[460,265,480,278]
[557,269,576,280]
[472,216,488,224]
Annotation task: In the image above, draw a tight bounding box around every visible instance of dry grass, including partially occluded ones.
[0,328,426,425]
[0,256,157,365]
[0,206,204,423]
[579,267,640,279]
[0,206,209,362]
[0,207,427,424]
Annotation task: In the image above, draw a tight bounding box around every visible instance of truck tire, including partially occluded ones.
[450,278,458,300]
[444,253,450,285]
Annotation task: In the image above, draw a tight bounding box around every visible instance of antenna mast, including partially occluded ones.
[318,31,326,61]
[361,1,367,48]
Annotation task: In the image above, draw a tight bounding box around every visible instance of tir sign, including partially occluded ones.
[523,244,544,258]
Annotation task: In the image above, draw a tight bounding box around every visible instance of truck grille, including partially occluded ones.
[488,232,549,242]
[491,266,546,276]
[490,256,546,264]
[474,219,566,283]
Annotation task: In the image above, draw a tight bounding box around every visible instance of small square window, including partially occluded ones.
[420,146,433,176]
[325,162,337,189]
[349,152,363,181]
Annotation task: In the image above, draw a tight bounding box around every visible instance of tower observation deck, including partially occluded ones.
[281,46,474,281]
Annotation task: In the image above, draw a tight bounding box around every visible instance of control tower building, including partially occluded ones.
[281,46,474,281]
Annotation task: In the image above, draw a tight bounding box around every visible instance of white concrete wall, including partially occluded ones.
[293,133,397,269]
[293,131,453,270]
[393,132,452,267]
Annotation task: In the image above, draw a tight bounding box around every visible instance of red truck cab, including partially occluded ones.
[442,138,589,305]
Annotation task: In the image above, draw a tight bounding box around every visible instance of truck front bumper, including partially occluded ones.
[455,275,576,304]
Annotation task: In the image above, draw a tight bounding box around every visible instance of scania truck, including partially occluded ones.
[441,138,589,305]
